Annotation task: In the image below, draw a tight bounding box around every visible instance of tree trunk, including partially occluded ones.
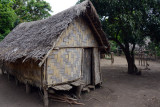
[125,53,140,75]
[109,38,140,75]
[127,57,136,74]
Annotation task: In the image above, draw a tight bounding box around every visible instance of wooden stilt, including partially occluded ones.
[141,54,142,66]
[139,53,140,66]
[0,69,2,75]
[43,89,49,107]
[26,83,31,94]
[15,78,19,86]
[7,73,10,81]
[97,82,102,88]
[111,52,114,64]
[2,70,4,75]
[76,85,82,99]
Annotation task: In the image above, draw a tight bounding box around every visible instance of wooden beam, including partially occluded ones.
[86,13,108,53]
[39,30,65,67]
[47,78,80,87]
[54,46,107,49]
[43,59,48,87]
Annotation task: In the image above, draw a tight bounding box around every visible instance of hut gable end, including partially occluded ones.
[55,18,98,48]
[46,17,100,85]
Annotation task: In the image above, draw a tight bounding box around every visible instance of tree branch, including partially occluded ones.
[131,43,136,55]
[109,37,125,52]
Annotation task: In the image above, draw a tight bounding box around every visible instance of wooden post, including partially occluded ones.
[15,78,19,86]
[76,85,82,99]
[111,52,114,64]
[155,51,157,60]
[43,89,49,107]
[26,82,31,94]
[2,61,5,75]
[138,53,140,65]
[0,69,2,75]
[2,70,4,75]
[141,52,142,66]
[143,53,145,66]
[7,73,10,81]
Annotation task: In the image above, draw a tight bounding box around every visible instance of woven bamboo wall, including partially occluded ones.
[55,18,98,47]
[47,18,99,85]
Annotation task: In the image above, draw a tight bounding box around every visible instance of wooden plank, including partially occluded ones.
[54,46,105,49]
[99,50,102,83]
[82,87,90,93]
[52,84,72,91]
[88,85,95,90]
[93,48,101,85]
[71,80,85,86]
[82,48,92,85]
[92,48,95,85]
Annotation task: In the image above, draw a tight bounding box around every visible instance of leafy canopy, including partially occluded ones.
[0,0,52,40]
[0,0,17,40]
[78,0,160,47]
[13,0,52,23]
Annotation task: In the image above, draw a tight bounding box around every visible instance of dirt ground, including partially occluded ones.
[0,56,160,107]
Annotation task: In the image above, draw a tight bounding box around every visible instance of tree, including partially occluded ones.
[13,0,52,23]
[0,0,52,40]
[0,0,17,40]
[144,0,160,44]
[78,0,160,74]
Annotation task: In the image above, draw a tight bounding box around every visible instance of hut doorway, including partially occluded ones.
[82,48,92,85]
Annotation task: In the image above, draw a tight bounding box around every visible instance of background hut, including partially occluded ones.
[0,0,109,106]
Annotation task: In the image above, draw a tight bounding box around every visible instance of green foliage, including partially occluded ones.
[144,1,160,44]
[0,0,17,40]
[156,47,160,57]
[147,42,160,57]
[13,0,52,23]
[0,0,52,40]
[109,41,117,53]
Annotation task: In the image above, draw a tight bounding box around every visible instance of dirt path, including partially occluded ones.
[0,56,160,107]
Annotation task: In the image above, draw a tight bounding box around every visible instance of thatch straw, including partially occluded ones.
[0,0,109,62]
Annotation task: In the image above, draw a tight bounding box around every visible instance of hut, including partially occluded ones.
[0,0,109,106]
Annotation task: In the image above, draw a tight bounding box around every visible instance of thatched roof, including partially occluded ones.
[0,0,109,63]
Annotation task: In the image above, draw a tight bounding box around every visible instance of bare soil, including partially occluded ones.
[0,56,160,107]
